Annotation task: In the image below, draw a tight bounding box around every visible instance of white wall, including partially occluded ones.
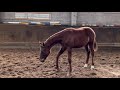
[77,12,120,26]
[51,12,71,25]
[1,12,120,26]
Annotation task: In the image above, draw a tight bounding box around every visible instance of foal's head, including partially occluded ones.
[39,42,50,62]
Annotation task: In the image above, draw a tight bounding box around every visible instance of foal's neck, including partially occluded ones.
[44,33,61,49]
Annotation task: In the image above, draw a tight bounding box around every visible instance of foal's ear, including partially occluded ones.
[39,41,45,46]
[39,41,42,45]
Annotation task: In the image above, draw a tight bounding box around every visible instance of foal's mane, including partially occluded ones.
[44,30,63,47]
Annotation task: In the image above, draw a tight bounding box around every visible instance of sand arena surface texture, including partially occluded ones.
[0,48,120,78]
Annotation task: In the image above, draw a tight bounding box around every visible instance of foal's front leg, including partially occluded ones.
[67,47,72,75]
[56,46,66,71]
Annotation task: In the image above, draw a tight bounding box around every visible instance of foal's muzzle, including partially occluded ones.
[40,59,45,62]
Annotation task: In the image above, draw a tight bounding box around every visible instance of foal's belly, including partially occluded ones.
[72,45,84,48]
[71,43,87,48]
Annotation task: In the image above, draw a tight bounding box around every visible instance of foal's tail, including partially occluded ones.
[94,40,98,52]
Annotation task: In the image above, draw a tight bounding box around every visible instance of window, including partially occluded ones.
[28,13,50,20]
[15,12,51,20]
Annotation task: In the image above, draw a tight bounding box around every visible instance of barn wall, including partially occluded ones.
[77,12,120,26]
[0,12,71,25]
[51,12,71,25]
[1,12,120,26]
[0,12,15,21]
[0,12,120,25]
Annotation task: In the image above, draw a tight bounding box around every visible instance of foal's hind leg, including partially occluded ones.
[89,42,95,70]
[84,44,90,68]
[56,46,66,71]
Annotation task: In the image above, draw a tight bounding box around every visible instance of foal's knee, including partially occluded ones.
[87,50,90,55]
[91,50,94,56]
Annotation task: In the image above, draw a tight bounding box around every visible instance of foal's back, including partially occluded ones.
[59,27,95,48]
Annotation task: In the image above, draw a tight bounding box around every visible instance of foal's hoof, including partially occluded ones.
[67,73,71,77]
[57,69,60,72]
[55,67,60,72]
[83,64,88,68]
[90,65,95,70]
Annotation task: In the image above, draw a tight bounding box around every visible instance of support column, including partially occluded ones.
[71,12,77,26]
